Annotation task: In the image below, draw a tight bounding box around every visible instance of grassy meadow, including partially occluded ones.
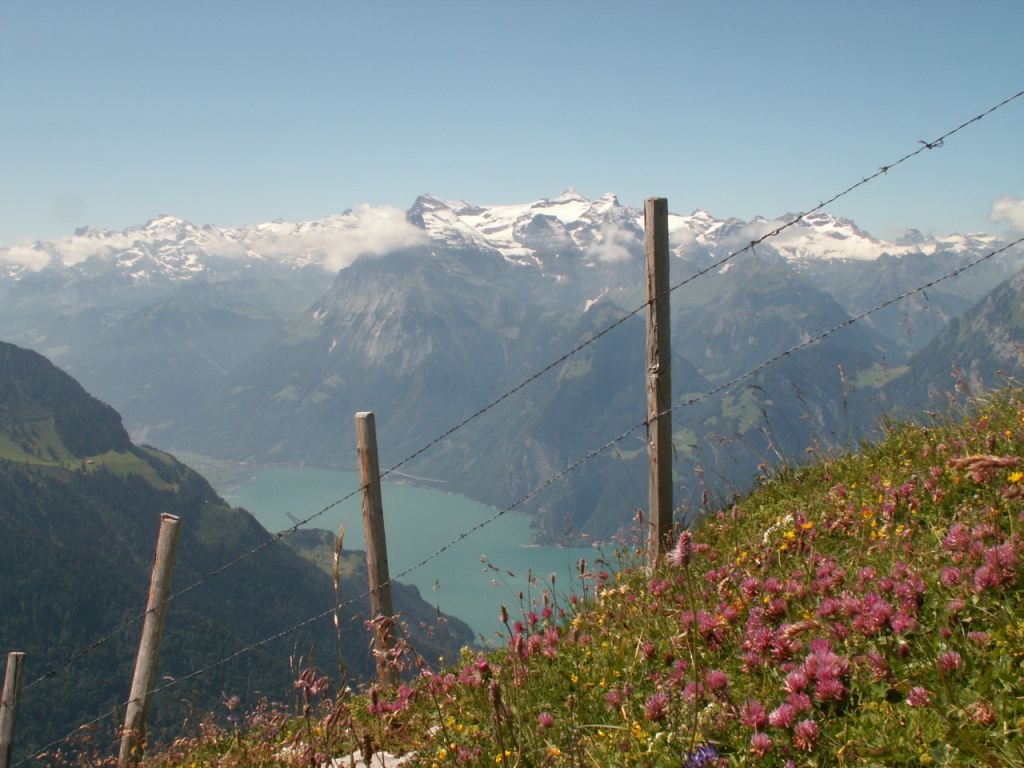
[44,386,1024,767]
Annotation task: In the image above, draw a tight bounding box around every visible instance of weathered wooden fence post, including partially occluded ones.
[355,412,400,688]
[119,513,181,768]
[0,652,25,768]
[645,197,674,565]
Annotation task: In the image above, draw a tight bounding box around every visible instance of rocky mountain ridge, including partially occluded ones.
[1,190,1007,284]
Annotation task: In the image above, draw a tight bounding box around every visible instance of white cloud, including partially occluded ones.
[252,205,427,271]
[991,195,1024,233]
[321,204,426,272]
[669,226,697,250]
[1,244,51,270]
[0,205,427,273]
[0,232,129,271]
[718,219,782,252]
[52,234,129,265]
[587,222,635,263]
[200,239,248,259]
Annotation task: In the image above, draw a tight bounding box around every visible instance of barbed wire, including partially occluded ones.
[660,87,1024,301]
[365,234,1024,609]
[13,710,120,768]
[339,86,1024,499]
[22,617,143,691]
[14,84,1023,709]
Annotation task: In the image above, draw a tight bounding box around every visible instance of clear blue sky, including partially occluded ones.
[2,0,1023,247]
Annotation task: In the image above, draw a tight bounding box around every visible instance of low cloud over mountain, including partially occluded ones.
[991,195,1024,234]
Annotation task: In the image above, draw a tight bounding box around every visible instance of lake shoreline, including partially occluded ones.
[191,461,597,637]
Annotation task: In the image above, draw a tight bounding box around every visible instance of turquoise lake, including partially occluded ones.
[218,466,598,639]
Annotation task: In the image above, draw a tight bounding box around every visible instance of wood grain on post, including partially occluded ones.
[119,514,181,768]
[355,412,399,688]
[645,197,674,564]
[0,652,25,768]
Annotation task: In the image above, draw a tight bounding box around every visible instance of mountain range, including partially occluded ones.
[2,190,1023,542]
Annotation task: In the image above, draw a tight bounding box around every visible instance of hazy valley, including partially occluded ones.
[3,191,1022,541]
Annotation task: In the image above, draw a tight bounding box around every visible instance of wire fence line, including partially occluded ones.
[19,81,1024,697]
[11,85,1023,753]
[146,81,1024,593]
[369,235,1024,616]
[131,230,1024,721]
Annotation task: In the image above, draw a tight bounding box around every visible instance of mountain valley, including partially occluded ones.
[2,190,1023,542]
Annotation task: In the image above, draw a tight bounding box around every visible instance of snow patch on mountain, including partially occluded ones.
[413,188,644,267]
[730,212,906,262]
[411,195,514,257]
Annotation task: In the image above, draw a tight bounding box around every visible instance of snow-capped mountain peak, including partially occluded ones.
[0,192,1011,283]
[412,189,642,265]
[136,214,192,236]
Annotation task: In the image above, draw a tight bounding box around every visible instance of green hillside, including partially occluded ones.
[140,386,1024,767]
[0,341,473,762]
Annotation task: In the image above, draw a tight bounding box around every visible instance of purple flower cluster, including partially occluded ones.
[682,742,719,768]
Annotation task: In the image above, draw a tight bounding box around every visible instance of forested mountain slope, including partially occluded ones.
[0,341,472,761]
